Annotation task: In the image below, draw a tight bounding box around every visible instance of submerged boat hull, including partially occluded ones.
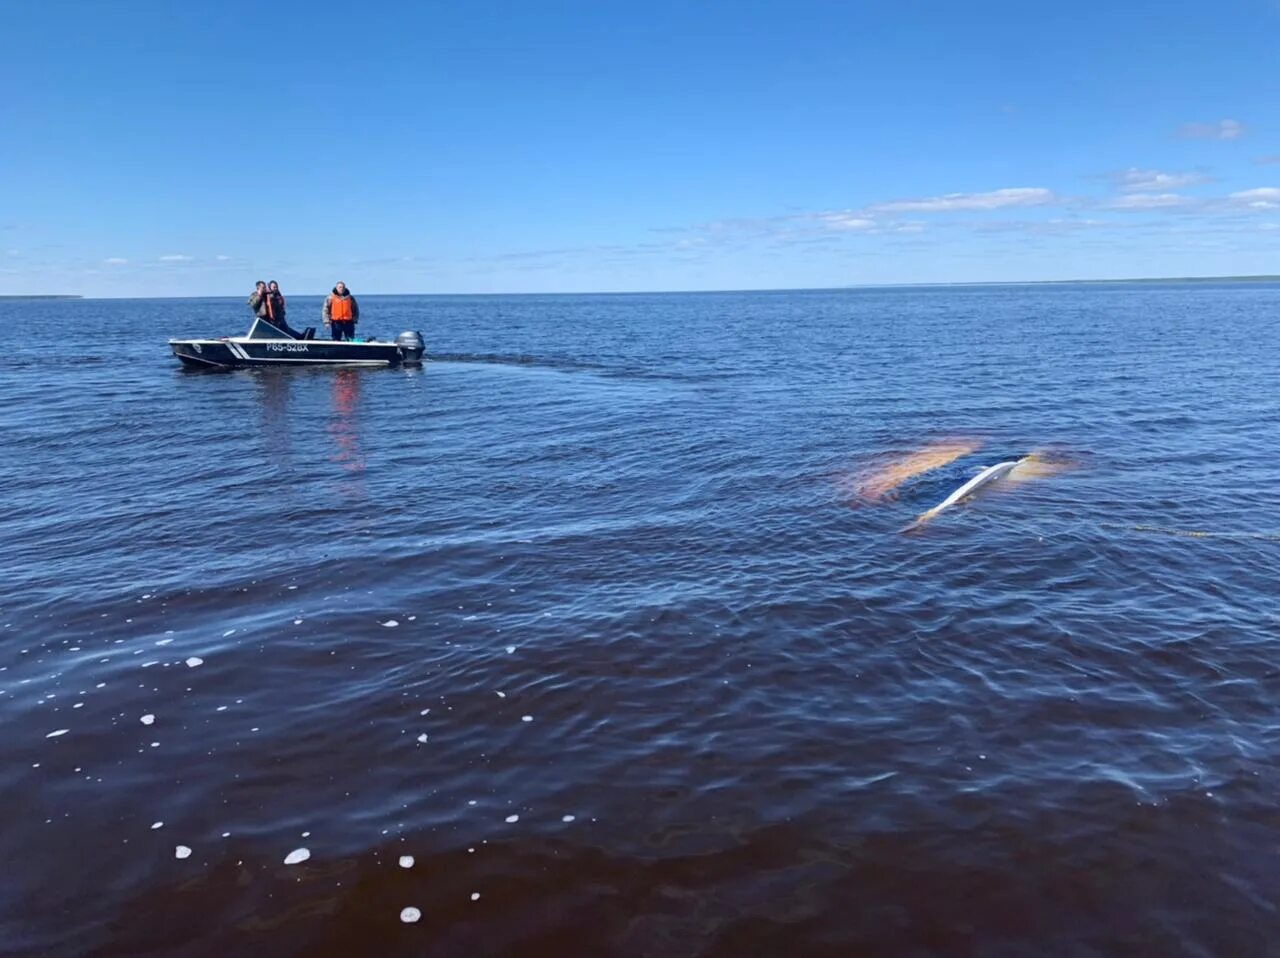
[170,337,423,369]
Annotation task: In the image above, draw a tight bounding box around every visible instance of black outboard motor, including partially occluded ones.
[395,330,426,364]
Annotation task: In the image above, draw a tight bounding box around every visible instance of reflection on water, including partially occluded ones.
[256,370,293,467]
[328,369,366,486]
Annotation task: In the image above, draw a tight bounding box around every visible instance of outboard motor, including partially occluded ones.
[395,330,426,365]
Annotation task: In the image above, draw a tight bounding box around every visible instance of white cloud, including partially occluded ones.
[104,257,129,265]
[1228,187,1280,209]
[159,254,193,262]
[215,254,232,261]
[1114,168,1211,192]
[868,187,1056,213]
[1176,119,1245,140]
[1102,193,1193,210]
[813,212,877,231]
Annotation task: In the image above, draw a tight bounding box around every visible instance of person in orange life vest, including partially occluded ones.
[248,280,300,338]
[266,280,287,327]
[322,282,360,341]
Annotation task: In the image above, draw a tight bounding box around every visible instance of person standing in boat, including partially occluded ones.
[248,280,270,320]
[323,282,359,341]
[248,280,301,337]
[266,280,288,331]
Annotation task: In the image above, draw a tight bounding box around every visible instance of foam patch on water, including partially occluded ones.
[400,907,421,923]
[399,855,414,868]
[175,845,192,859]
[46,729,68,738]
[140,714,155,725]
[283,848,310,865]
[505,814,519,823]
[381,620,399,628]
[185,657,203,668]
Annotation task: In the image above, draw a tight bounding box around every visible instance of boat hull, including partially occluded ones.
[170,337,423,369]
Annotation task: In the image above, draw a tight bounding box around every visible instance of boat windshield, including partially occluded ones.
[245,317,296,340]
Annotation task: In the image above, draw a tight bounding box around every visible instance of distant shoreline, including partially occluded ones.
[859,275,1280,289]
[5,276,1279,299]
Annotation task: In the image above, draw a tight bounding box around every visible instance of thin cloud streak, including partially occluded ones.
[1176,119,1245,140]
[1112,168,1212,192]
[1102,193,1195,210]
[868,187,1056,213]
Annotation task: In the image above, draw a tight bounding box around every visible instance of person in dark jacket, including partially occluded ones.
[322,282,359,341]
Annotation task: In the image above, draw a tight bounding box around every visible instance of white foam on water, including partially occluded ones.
[151,822,163,829]
[505,646,515,654]
[175,845,192,859]
[73,702,83,709]
[399,855,414,868]
[419,708,430,715]
[155,639,173,646]
[46,729,69,738]
[495,691,506,698]
[562,815,575,823]
[140,714,155,725]
[293,619,303,625]
[222,629,236,637]
[185,657,203,668]
[216,706,227,712]
[283,848,310,865]
[521,715,533,722]
[400,907,421,923]
[470,892,480,901]
[381,620,399,628]
[416,734,428,743]
[505,814,519,823]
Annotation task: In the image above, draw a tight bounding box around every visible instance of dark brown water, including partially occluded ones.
[3,285,1280,957]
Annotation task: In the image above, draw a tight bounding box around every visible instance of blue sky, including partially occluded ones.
[4,0,1279,295]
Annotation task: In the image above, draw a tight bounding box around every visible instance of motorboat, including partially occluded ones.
[170,317,426,369]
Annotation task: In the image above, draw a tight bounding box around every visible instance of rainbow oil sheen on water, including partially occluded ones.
[2,283,1279,957]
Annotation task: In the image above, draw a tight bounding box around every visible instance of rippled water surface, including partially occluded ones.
[4,285,1280,957]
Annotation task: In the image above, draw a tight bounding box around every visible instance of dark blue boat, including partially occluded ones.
[170,317,425,369]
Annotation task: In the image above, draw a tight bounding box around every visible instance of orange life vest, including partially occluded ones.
[330,294,353,321]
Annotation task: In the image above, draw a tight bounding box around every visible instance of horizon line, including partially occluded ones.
[6,273,1280,300]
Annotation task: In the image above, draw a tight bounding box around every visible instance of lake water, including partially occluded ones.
[3,284,1279,957]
